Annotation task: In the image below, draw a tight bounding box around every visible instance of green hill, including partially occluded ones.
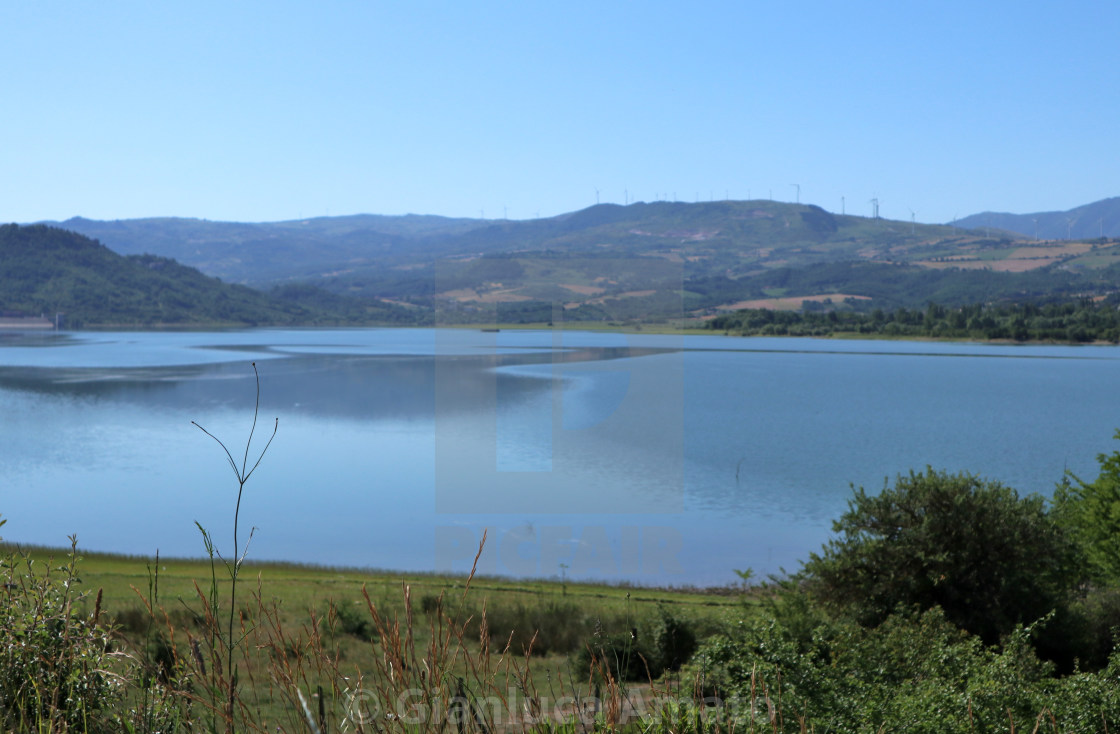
[49,201,977,289]
[43,200,1120,325]
[0,224,410,328]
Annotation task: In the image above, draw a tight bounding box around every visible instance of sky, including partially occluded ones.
[2,1,1117,226]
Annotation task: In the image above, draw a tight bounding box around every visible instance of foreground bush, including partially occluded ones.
[0,538,119,732]
[0,528,186,733]
[692,601,1120,733]
[1054,430,1120,585]
[801,468,1082,645]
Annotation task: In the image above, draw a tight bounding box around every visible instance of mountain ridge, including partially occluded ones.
[44,200,968,287]
[27,197,1120,324]
[951,196,1120,240]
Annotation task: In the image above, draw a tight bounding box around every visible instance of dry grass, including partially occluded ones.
[109,534,740,733]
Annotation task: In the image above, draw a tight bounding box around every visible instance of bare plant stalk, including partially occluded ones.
[192,361,277,731]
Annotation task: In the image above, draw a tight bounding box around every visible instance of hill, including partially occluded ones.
[0,224,411,328]
[53,202,973,287]
[952,196,1120,240]
[50,214,489,285]
[43,200,1120,324]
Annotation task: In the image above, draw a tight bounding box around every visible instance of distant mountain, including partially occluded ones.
[37,200,1120,324]
[51,201,970,286]
[951,197,1120,240]
[47,214,488,285]
[0,224,404,328]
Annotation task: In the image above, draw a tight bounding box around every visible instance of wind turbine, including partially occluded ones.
[791,183,800,204]
[869,198,879,219]
[909,209,916,235]
[595,188,600,205]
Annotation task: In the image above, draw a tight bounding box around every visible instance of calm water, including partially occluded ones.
[2,328,1119,587]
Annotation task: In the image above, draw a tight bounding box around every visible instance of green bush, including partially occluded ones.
[652,606,697,672]
[691,604,1101,733]
[801,468,1082,644]
[1054,432,1120,585]
[323,598,376,641]
[1035,587,1120,673]
[478,600,592,657]
[579,630,662,682]
[0,541,120,732]
[419,593,442,615]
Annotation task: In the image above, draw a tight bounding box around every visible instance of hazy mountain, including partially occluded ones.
[33,199,1120,324]
[951,197,1120,240]
[50,201,969,286]
[46,214,487,285]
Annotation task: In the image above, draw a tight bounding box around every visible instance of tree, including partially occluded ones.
[801,468,1081,644]
[1054,430,1120,585]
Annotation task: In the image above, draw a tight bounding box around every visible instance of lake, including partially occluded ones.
[1,327,1119,588]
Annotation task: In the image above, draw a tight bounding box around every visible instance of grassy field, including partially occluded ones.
[40,545,741,629]
[2,541,744,731]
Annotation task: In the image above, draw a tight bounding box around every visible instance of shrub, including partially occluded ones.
[692,604,1069,733]
[579,630,662,682]
[801,468,1081,644]
[324,598,376,641]
[652,606,697,672]
[477,599,591,657]
[1054,431,1120,585]
[0,539,120,733]
[419,593,442,615]
[1035,587,1120,673]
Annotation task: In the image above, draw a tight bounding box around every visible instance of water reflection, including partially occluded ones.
[0,345,674,421]
[1,329,1119,586]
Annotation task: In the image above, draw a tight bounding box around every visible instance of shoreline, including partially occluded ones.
[14,319,1116,346]
[0,541,744,598]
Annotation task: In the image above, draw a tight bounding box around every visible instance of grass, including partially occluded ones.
[0,540,743,732]
[27,546,740,625]
[9,533,1120,732]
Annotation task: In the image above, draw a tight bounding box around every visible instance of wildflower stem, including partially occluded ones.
[192,361,277,731]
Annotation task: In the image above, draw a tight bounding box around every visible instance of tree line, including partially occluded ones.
[708,297,1120,343]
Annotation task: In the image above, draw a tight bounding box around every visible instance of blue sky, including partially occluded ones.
[3,1,1116,225]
